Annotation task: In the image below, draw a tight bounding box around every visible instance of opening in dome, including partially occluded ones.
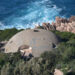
[18,45,33,60]
[33,30,39,32]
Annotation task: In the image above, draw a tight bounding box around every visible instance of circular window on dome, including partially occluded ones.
[33,30,39,32]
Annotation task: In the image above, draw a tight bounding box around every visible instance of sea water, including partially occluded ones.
[0,0,75,29]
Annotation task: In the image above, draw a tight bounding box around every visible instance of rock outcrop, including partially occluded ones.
[69,16,75,22]
[55,16,75,33]
[42,23,56,30]
[41,16,75,33]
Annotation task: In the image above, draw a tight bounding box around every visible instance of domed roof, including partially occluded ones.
[4,29,60,57]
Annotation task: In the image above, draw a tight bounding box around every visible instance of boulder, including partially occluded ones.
[69,16,75,22]
[42,23,56,30]
[53,16,75,33]
[41,16,75,33]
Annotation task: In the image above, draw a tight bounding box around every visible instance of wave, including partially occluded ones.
[0,0,75,29]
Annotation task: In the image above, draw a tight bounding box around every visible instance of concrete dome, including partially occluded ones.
[4,29,60,57]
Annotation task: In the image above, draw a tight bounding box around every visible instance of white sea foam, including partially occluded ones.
[53,5,57,9]
[0,0,62,29]
[0,22,4,26]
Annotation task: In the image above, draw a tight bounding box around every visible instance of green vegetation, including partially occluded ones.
[0,29,75,75]
[53,31,75,75]
[53,30,75,42]
[0,51,58,75]
[0,28,23,41]
[55,40,75,75]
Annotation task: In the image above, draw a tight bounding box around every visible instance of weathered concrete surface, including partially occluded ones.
[4,29,60,57]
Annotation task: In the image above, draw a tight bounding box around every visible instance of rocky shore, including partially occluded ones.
[41,16,75,33]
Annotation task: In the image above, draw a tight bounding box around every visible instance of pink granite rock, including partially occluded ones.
[42,23,56,30]
[41,16,75,33]
[69,16,75,22]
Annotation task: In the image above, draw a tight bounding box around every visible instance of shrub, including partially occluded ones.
[0,51,58,75]
[53,30,75,42]
[0,28,23,41]
[56,39,75,75]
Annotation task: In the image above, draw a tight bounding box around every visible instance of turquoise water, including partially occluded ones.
[0,0,75,29]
